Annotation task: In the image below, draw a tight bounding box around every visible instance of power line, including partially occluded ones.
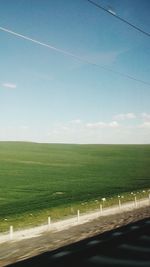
[0,26,84,61]
[0,25,150,87]
[86,0,150,38]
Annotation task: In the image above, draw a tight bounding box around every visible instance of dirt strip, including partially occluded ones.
[0,205,150,267]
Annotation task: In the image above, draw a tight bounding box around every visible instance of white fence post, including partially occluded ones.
[134,196,137,208]
[10,225,13,240]
[77,210,80,222]
[100,204,103,213]
[118,199,121,210]
[48,216,51,229]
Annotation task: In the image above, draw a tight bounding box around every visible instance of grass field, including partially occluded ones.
[0,142,150,232]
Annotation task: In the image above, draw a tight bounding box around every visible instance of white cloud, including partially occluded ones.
[114,113,136,121]
[20,126,29,130]
[61,126,69,131]
[69,119,82,124]
[44,117,150,144]
[109,121,119,128]
[141,113,150,122]
[86,50,123,65]
[88,51,120,65]
[86,121,119,129]
[2,83,17,89]
[86,122,106,129]
[47,120,150,144]
[139,122,150,129]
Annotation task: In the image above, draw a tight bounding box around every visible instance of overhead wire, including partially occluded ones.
[0,26,85,61]
[86,0,150,38]
[0,25,150,87]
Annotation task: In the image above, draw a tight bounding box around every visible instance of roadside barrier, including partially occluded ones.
[0,195,149,244]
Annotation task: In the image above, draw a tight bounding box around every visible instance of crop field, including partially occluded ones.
[0,142,150,231]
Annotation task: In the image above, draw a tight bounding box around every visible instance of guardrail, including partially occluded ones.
[0,196,149,244]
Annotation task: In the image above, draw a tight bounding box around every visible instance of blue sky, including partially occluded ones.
[0,0,150,144]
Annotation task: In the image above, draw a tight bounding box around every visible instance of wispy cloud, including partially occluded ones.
[109,121,119,128]
[69,119,82,124]
[141,113,150,122]
[20,125,29,130]
[85,50,125,66]
[86,122,106,129]
[114,113,136,121]
[45,115,150,144]
[86,121,119,129]
[138,122,150,129]
[2,83,17,89]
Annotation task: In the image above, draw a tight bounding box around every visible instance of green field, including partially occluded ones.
[0,142,150,231]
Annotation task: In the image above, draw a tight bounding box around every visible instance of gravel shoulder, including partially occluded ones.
[0,204,150,267]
